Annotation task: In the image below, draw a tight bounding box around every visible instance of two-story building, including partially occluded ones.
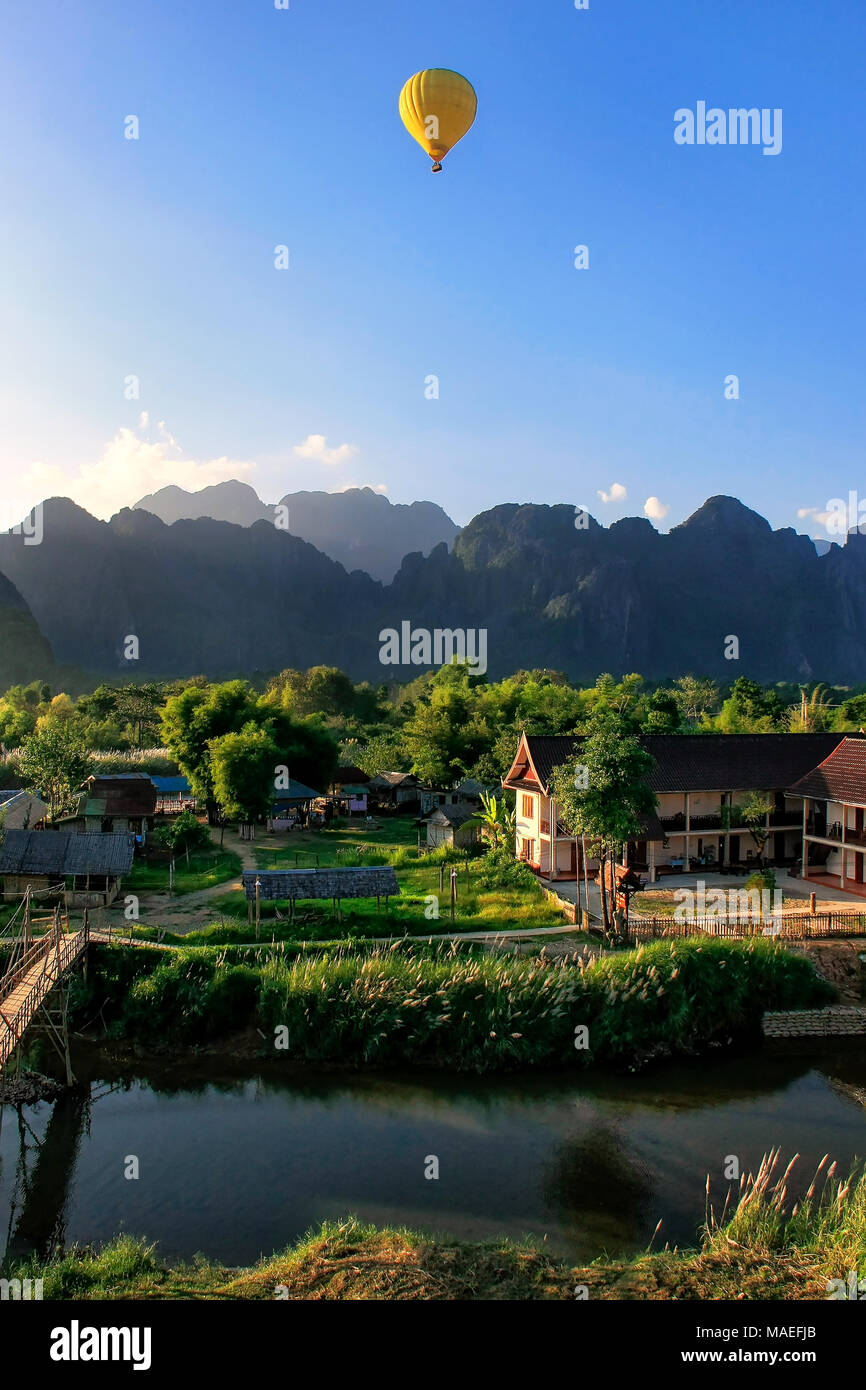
[788,737,866,897]
[56,773,157,843]
[502,732,848,883]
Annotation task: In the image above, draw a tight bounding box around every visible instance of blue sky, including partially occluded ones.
[0,0,863,535]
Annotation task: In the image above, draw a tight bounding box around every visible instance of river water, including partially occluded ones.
[2,1046,866,1266]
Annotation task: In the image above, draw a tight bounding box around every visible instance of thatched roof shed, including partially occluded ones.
[242,866,400,901]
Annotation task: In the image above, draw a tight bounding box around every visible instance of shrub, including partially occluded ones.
[473,846,538,891]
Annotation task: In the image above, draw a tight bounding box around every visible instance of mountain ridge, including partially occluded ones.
[133,481,460,583]
[1,494,863,685]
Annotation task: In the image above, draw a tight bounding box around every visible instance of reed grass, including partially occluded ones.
[71,935,833,1068]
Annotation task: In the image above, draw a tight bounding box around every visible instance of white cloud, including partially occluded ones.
[797,505,834,528]
[597,482,627,504]
[14,421,255,521]
[643,496,670,521]
[334,481,387,495]
[292,433,359,466]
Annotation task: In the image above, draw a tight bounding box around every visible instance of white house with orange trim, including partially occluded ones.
[502,731,853,885]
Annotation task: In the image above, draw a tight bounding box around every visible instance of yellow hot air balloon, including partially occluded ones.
[399,69,477,172]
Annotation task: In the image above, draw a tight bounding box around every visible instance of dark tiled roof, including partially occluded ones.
[641,733,847,793]
[334,766,370,785]
[242,866,400,901]
[422,802,478,827]
[787,737,866,805]
[519,736,580,789]
[517,733,848,795]
[0,830,135,876]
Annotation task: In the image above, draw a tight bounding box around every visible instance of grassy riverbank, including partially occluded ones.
[68,936,834,1070]
[14,1153,863,1300]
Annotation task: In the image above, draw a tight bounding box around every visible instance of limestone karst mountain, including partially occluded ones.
[1,494,864,684]
[133,482,460,583]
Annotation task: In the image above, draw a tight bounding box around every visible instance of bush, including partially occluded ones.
[473,846,538,891]
[745,867,777,895]
[73,935,834,1070]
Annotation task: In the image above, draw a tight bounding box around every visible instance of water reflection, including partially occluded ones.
[1,1046,865,1268]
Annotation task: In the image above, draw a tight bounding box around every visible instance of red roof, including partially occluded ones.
[787,737,866,806]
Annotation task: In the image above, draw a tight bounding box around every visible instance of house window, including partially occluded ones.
[521,795,534,819]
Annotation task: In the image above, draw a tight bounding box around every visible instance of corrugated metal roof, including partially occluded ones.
[85,777,157,817]
[152,775,192,793]
[0,830,136,876]
[272,779,322,804]
[242,866,400,901]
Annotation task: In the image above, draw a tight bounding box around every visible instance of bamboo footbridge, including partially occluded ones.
[0,894,90,1078]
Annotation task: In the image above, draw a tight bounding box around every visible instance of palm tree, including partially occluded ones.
[788,683,831,732]
[467,791,515,849]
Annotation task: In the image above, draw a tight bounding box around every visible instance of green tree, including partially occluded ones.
[672,675,719,725]
[550,707,656,940]
[154,809,211,864]
[352,732,408,777]
[209,724,279,830]
[161,681,259,806]
[721,792,774,866]
[19,723,90,821]
[402,663,494,784]
[641,688,682,733]
[717,678,785,733]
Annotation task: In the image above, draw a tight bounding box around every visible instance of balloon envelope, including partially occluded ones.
[399,69,477,168]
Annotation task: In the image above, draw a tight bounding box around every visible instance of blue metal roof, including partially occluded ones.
[152,775,192,793]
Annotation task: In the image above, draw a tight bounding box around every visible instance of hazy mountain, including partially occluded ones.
[2,493,865,684]
[133,481,459,582]
[0,569,55,686]
[0,499,380,677]
[135,480,271,527]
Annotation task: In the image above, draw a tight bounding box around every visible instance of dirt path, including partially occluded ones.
[103,829,260,933]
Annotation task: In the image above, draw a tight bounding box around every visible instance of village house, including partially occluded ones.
[788,737,866,897]
[419,778,495,816]
[0,789,49,829]
[330,765,371,815]
[268,778,322,831]
[503,732,850,884]
[368,771,423,812]
[420,802,482,850]
[56,773,157,842]
[152,775,197,814]
[0,829,135,906]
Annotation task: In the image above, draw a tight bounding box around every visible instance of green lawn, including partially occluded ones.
[124,848,242,896]
[201,818,565,939]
